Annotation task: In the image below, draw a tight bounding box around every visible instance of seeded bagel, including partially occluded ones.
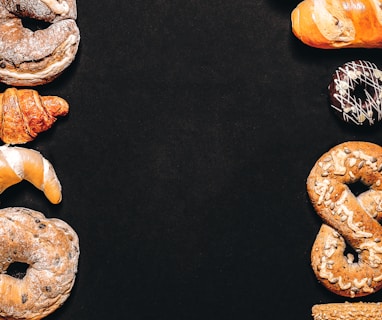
[0,207,79,320]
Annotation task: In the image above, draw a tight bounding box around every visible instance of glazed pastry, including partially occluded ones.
[0,88,69,144]
[0,207,79,320]
[0,0,80,86]
[312,302,382,319]
[307,141,382,298]
[291,0,382,49]
[0,145,62,204]
[328,60,382,125]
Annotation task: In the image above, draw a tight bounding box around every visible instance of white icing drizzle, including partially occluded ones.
[317,230,376,297]
[336,197,372,238]
[330,60,382,125]
[359,241,382,267]
[311,144,382,296]
[331,149,347,175]
[314,179,330,205]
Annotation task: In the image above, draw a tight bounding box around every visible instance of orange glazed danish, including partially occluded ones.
[291,0,382,49]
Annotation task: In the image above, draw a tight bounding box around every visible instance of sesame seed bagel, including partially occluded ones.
[0,207,79,320]
[307,141,382,298]
[0,0,80,86]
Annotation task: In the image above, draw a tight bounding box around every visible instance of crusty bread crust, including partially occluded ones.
[0,207,79,320]
[307,141,382,298]
[0,0,80,86]
[312,302,382,319]
[0,88,69,144]
[0,0,77,22]
[0,145,62,204]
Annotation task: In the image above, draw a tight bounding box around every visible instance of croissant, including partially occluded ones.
[0,88,69,144]
[291,0,382,49]
[0,144,62,204]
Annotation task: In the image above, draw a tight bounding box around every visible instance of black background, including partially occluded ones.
[3,0,382,319]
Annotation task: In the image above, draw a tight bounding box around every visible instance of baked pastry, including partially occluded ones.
[0,0,80,86]
[291,0,382,49]
[328,60,382,125]
[307,141,382,297]
[0,207,79,320]
[0,87,69,144]
[0,144,62,204]
[312,302,382,319]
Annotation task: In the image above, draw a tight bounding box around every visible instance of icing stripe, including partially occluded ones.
[329,60,382,125]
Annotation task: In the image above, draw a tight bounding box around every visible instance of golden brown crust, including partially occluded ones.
[307,141,382,297]
[0,145,62,204]
[0,88,69,144]
[0,207,79,320]
[312,302,382,319]
[291,0,382,49]
[0,0,80,86]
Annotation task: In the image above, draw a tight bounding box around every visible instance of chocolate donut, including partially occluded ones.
[0,0,80,86]
[328,60,382,125]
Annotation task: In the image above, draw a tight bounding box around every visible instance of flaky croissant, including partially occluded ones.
[0,88,69,144]
[291,0,382,49]
[0,145,62,204]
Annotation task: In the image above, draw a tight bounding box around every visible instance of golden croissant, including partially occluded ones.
[0,88,69,144]
[0,145,62,204]
[291,0,382,49]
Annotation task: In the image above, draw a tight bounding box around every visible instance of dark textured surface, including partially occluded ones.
[2,0,382,319]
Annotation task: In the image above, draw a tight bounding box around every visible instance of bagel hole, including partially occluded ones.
[6,262,29,279]
[348,180,369,196]
[344,242,359,263]
[352,83,375,105]
[21,17,51,32]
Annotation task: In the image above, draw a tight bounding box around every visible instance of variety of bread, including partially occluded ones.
[1,0,379,319]
[0,1,81,319]
[291,1,382,318]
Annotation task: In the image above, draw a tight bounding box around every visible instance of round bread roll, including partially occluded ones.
[0,0,80,86]
[0,207,79,320]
